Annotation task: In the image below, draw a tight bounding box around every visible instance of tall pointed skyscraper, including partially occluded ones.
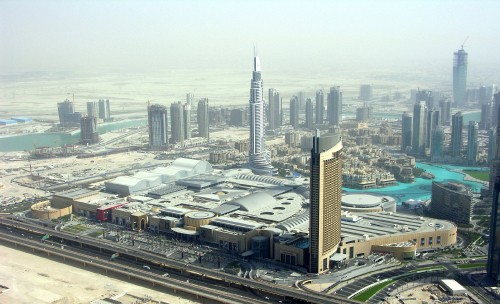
[453,47,468,107]
[248,53,274,175]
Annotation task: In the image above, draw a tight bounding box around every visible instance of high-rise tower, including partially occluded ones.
[453,47,468,107]
[197,98,209,140]
[426,109,440,150]
[412,101,427,156]
[488,96,500,285]
[268,88,282,130]
[315,90,324,125]
[148,104,168,150]
[80,116,99,145]
[248,53,274,175]
[87,101,98,118]
[290,96,300,128]
[430,127,445,161]
[327,86,342,126]
[98,99,111,121]
[305,98,314,129]
[309,130,342,274]
[183,102,191,140]
[401,112,413,153]
[170,101,184,145]
[439,99,452,126]
[451,112,463,157]
[467,121,479,165]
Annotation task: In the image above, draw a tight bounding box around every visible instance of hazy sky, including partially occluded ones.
[1,0,500,74]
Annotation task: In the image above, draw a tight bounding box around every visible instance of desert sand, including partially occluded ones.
[0,244,199,304]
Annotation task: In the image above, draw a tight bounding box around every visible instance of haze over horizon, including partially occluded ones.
[1,0,500,76]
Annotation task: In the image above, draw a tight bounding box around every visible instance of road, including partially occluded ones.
[0,217,360,304]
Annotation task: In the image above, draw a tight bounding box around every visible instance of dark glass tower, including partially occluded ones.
[488,100,500,285]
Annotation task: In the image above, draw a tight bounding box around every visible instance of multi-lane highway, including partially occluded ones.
[0,217,360,304]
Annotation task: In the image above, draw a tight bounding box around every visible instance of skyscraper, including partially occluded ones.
[290,96,300,128]
[98,99,111,120]
[417,90,434,110]
[359,84,372,101]
[268,88,282,130]
[183,102,191,140]
[488,101,500,285]
[170,101,184,145]
[197,98,209,140]
[86,101,98,118]
[451,112,463,157]
[412,101,427,156]
[401,112,413,153]
[248,53,274,175]
[490,97,500,195]
[58,99,82,127]
[426,109,440,149]
[356,104,372,122]
[453,47,468,107]
[488,127,497,164]
[327,86,342,126]
[481,102,493,130]
[148,104,168,150]
[305,98,314,129]
[315,90,324,125]
[309,130,342,274]
[439,99,452,126]
[430,128,445,161]
[80,116,99,145]
[467,121,479,165]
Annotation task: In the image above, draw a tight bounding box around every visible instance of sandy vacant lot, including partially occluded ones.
[0,244,199,304]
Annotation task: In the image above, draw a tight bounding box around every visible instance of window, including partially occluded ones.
[437,236,441,244]
[420,238,425,246]
[429,237,433,245]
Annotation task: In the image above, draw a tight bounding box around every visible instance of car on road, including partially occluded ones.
[143,265,151,270]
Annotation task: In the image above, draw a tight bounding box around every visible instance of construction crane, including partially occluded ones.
[461,36,469,50]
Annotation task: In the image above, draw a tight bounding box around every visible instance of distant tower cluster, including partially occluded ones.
[268,88,282,130]
[309,130,342,274]
[453,47,468,107]
[148,104,169,150]
[248,53,274,175]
